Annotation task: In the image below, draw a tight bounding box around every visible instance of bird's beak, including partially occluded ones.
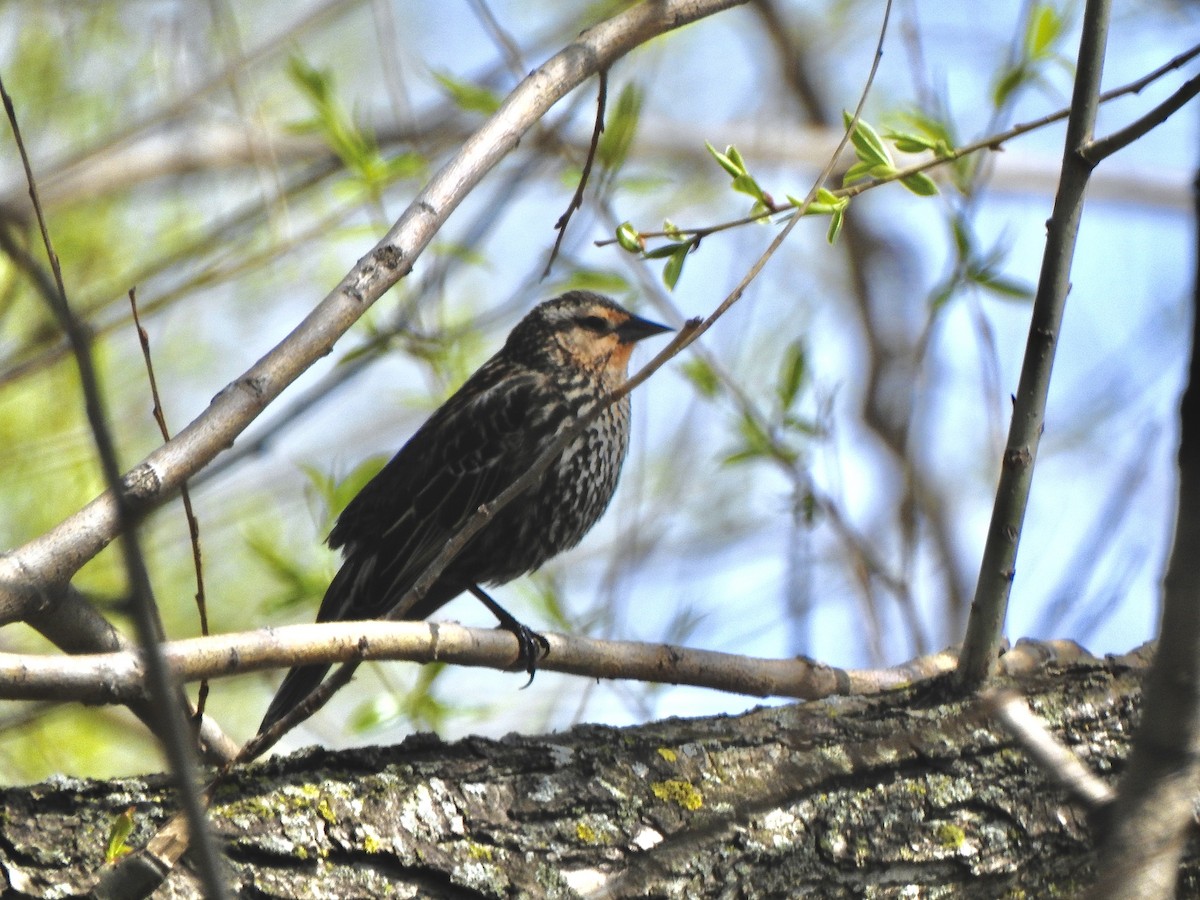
[615,314,673,344]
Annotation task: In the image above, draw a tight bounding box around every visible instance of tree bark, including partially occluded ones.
[2,649,1189,899]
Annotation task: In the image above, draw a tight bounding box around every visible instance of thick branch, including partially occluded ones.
[0,654,1163,898]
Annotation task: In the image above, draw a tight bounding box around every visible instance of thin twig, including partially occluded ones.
[543,68,608,277]
[129,287,210,717]
[1084,72,1200,165]
[596,40,1200,248]
[0,78,230,898]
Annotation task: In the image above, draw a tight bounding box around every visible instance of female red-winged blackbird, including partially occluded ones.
[258,291,670,734]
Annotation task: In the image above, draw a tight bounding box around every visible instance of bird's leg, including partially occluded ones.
[467,584,550,683]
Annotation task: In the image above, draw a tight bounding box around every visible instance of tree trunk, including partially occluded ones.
[2,649,1190,898]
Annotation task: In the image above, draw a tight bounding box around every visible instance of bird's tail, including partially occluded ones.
[257,661,333,736]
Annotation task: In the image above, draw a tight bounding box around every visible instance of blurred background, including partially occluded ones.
[0,0,1195,781]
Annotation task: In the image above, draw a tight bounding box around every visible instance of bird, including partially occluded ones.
[258,291,671,735]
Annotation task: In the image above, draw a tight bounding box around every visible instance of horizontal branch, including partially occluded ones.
[0,623,1105,707]
[0,620,966,705]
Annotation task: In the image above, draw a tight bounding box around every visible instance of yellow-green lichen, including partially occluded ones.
[656,747,677,763]
[651,780,703,811]
[935,822,965,849]
[362,834,381,854]
[467,841,493,861]
[576,822,597,843]
[316,797,337,825]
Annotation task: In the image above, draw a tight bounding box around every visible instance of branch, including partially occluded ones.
[956,0,1111,687]
[0,0,751,626]
[1083,72,1200,165]
[596,40,1200,248]
[0,621,969,705]
[982,688,1116,813]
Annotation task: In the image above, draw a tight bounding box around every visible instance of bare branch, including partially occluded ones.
[1084,73,1200,165]
[0,621,961,705]
[543,68,608,277]
[983,688,1116,812]
[957,0,1111,687]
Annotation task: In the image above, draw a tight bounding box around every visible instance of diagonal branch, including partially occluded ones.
[1083,72,1200,165]
[0,0,751,627]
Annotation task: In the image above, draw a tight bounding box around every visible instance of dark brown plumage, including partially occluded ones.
[258,291,670,734]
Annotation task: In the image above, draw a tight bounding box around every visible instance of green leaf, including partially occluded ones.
[992,64,1028,109]
[287,54,329,101]
[734,410,774,460]
[287,53,419,195]
[644,241,687,260]
[723,448,765,466]
[782,413,822,437]
[325,457,388,518]
[802,491,819,525]
[553,269,632,295]
[705,140,743,177]
[900,171,939,196]
[843,159,895,186]
[974,271,1034,301]
[1026,3,1063,57]
[731,173,765,201]
[786,192,809,210]
[792,188,847,218]
[777,341,808,410]
[827,207,845,244]
[951,216,973,260]
[433,71,502,115]
[384,151,427,181]
[663,244,688,290]
[843,161,871,185]
[843,111,893,168]
[597,82,643,172]
[681,357,721,399]
[887,131,937,154]
[616,221,643,253]
[887,111,958,160]
[105,807,136,864]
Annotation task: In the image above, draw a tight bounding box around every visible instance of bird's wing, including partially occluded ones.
[317,366,564,623]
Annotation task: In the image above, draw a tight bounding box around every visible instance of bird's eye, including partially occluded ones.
[577,315,612,333]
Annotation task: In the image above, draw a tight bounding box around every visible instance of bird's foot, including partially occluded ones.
[503,620,550,687]
[467,584,550,685]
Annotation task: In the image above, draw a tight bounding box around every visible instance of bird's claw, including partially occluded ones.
[506,622,550,688]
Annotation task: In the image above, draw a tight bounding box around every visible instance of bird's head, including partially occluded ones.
[507,291,672,382]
